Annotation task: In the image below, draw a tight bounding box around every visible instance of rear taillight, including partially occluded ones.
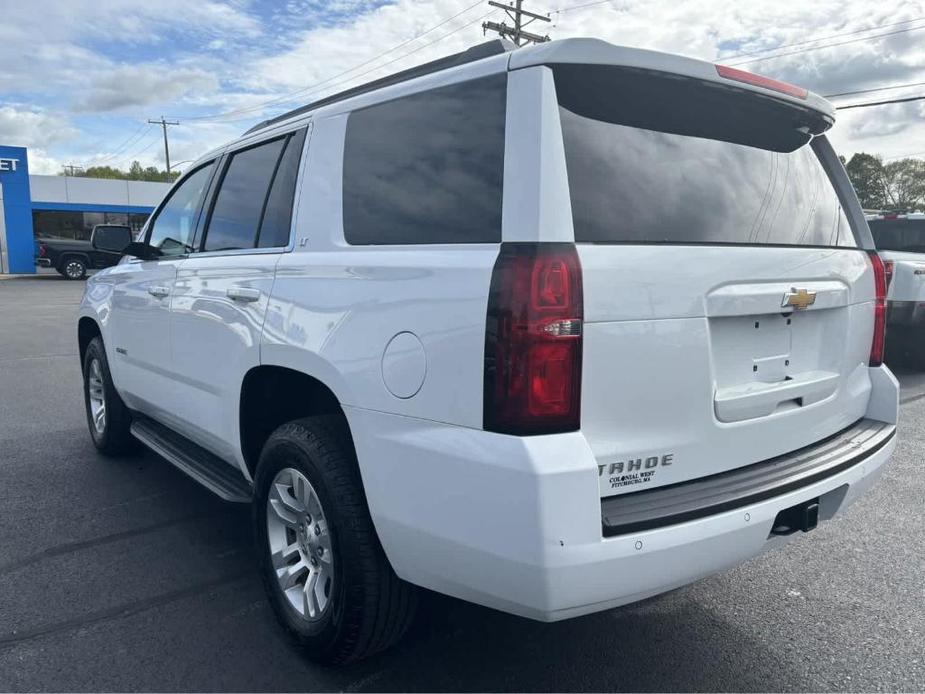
[484,243,583,435]
[868,251,887,367]
[884,260,894,292]
[38,243,46,257]
[715,64,808,100]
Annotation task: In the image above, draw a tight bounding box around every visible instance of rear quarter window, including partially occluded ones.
[342,74,506,245]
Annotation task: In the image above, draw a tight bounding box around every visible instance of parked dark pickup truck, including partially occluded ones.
[35,225,131,279]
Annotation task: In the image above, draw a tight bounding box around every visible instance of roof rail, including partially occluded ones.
[242,39,515,137]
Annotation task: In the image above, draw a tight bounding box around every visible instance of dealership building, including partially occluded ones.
[0,145,171,274]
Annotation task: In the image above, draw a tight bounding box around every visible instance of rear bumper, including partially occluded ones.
[346,366,899,622]
[601,418,893,536]
[35,258,51,267]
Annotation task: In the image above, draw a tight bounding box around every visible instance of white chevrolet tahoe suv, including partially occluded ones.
[78,39,899,663]
[867,213,925,366]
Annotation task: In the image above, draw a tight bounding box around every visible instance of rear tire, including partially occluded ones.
[61,257,87,280]
[82,336,136,455]
[254,416,417,664]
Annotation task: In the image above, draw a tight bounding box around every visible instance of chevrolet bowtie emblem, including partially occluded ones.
[782,288,817,310]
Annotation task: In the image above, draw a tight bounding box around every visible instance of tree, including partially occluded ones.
[59,160,179,183]
[845,153,885,210]
[881,158,925,211]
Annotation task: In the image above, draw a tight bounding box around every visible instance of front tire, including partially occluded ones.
[254,416,417,664]
[82,336,136,455]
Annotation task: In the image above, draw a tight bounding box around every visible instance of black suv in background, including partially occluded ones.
[35,224,132,279]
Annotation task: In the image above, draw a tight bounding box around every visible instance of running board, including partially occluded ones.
[130,416,252,503]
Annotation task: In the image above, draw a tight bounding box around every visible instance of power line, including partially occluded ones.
[724,15,925,61]
[729,23,925,66]
[185,5,499,126]
[177,0,488,122]
[885,151,925,161]
[837,94,925,110]
[91,122,151,165]
[824,80,925,99]
[551,0,617,13]
[122,132,161,164]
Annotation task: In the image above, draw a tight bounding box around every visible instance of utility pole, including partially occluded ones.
[62,164,84,176]
[147,116,180,174]
[482,1,551,46]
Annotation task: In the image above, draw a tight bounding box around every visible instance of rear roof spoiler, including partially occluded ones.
[509,38,835,121]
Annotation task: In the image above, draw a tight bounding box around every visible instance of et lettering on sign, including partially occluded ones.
[0,158,19,172]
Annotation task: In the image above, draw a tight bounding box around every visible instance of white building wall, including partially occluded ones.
[127,180,171,207]
[29,175,170,207]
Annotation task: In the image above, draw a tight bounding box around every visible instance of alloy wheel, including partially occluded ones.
[65,261,84,279]
[87,358,106,434]
[266,467,335,621]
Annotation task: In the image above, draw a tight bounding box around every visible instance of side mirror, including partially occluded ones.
[90,226,132,254]
[122,241,162,260]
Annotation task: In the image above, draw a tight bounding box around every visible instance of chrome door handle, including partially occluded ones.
[147,285,170,298]
[226,287,260,303]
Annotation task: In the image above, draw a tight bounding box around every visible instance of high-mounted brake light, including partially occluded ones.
[715,64,809,100]
[484,243,583,435]
[868,251,888,367]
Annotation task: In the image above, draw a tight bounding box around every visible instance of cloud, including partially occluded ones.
[0,105,78,149]
[847,102,920,138]
[3,0,925,169]
[73,65,220,113]
[25,149,65,176]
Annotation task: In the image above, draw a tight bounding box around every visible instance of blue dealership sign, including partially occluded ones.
[0,145,34,273]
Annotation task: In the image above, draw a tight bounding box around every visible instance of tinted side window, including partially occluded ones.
[258,128,307,248]
[204,138,286,252]
[147,163,214,256]
[343,74,506,245]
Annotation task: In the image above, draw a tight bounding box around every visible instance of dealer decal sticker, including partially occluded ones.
[598,454,674,491]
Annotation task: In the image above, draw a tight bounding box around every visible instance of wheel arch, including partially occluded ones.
[78,316,102,365]
[239,365,356,479]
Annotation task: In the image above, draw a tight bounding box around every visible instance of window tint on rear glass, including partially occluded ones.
[559,108,855,247]
[342,74,506,245]
[258,128,306,248]
[869,219,925,253]
[204,138,286,252]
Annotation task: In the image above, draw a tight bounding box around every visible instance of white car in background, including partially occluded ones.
[868,213,925,365]
[77,38,899,663]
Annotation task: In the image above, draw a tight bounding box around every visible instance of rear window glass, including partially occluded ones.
[869,219,925,253]
[342,74,506,245]
[555,67,856,248]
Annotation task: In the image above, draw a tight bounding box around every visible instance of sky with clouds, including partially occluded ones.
[1,0,923,175]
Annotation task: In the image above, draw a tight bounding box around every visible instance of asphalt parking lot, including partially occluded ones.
[0,275,923,692]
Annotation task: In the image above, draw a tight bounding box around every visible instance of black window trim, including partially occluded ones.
[141,159,218,261]
[196,127,307,256]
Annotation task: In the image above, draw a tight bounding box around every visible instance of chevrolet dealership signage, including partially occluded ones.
[0,145,31,274]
